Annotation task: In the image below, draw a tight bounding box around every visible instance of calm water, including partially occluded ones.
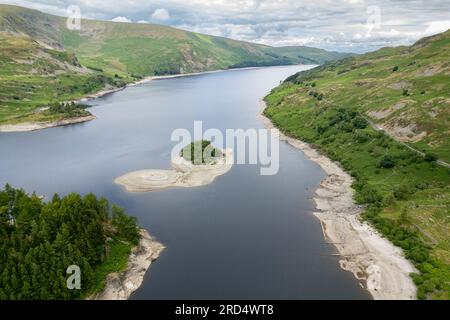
[0,66,370,299]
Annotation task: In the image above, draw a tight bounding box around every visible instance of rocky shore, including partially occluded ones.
[259,100,417,300]
[92,229,165,300]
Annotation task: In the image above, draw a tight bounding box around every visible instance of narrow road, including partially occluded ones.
[364,116,450,169]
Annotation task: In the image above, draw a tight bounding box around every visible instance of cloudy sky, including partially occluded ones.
[1,0,450,52]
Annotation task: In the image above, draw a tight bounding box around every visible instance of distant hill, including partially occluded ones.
[264,30,450,300]
[0,4,350,75]
[0,4,351,125]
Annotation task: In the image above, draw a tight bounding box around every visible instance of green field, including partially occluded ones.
[0,33,125,125]
[265,30,450,300]
[0,4,350,126]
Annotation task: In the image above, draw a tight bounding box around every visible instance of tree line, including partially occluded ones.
[0,185,140,300]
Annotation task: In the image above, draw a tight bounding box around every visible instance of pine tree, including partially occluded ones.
[0,186,140,300]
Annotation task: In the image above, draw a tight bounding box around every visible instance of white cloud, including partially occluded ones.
[111,16,132,23]
[137,20,149,24]
[152,8,170,21]
[2,0,450,52]
[343,0,364,4]
[424,20,450,35]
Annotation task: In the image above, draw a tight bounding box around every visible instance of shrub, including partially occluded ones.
[354,182,382,204]
[393,184,416,200]
[352,116,368,129]
[424,152,438,162]
[379,155,396,168]
[354,130,370,143]
[340,122,354,132]
[392,66,399,72]
[316,125,327,135]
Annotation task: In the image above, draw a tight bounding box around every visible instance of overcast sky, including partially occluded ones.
[1,0,450,52]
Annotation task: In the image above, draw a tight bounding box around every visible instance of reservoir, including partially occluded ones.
[0,65,370,299]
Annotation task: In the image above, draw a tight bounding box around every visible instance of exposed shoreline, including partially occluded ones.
[115,149,234,192]
[0,72,209,133]
[0,115,96,132]
[91,229,165,300]
[259,100,417,300]
[0,66,292,133]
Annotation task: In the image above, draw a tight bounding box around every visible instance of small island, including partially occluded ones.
[180,140,223,165]
[115,140,233,192]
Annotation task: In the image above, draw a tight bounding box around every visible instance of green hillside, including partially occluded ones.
[0,4,350,126]
[264,30,450,299]
[282,30,450,162]
[59,21,349,76]
[0,33,125,125]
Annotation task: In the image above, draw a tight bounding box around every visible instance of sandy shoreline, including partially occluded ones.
[0,72,208,133]
[91,229,165,300]
[0,115,95,132]
[0,66,300,133]
[259,100,417,300]
[115,149,234,192]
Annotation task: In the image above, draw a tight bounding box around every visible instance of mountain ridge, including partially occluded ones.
[0,4,351,72]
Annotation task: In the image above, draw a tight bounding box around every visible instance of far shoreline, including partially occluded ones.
[0,65,308,133]
[0,115,96,133]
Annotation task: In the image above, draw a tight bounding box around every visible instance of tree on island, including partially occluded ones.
[180,140,223,165]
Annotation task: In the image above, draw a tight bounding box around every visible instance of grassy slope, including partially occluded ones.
[0,33,126,124]
[59,19,349,77]
[0,5,126,125]
[0,4,350,125]
[89,238,133,296]
[264,31,450,300]
[282,31,450,161]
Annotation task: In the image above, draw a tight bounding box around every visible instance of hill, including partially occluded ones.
[0,4,350,126]
[282,30,450,162]
[264,30,450,299]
